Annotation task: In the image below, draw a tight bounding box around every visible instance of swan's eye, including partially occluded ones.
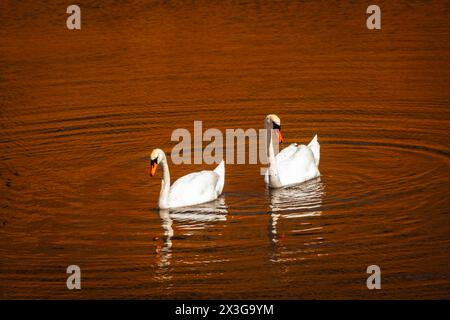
[273,123,281,130]
[150,158,158,166]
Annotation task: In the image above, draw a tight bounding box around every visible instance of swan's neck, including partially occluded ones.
[266,121,276,164]
[265,120,282,188]
[158,157,171,209]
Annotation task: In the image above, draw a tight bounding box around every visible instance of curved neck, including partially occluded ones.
[265,120,282,188]
[158,155,171,209]
[265,120,277,165]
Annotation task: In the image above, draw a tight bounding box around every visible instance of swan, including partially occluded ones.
[264,114,320,188]
[149,149,225,209]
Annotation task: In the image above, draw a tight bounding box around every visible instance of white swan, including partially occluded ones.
[264,114,320,188]
[150,149,225,209]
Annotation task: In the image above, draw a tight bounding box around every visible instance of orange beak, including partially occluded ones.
[150,163,158,177]
[276,130,283,143]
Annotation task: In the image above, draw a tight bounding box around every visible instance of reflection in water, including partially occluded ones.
[156,209,173,267]
[168,197,228,225]
[268,179,325,262]
[269,178,324,214]
[155,197,228,281]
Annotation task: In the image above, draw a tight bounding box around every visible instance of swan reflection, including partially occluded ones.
[268,178,325,262]
[155,197,228,273]
[269,177,324,214]
[167,197,228,226]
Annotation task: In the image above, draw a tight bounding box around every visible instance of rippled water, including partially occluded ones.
[1,0,449,299]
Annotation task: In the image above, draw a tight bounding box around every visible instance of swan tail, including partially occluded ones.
[308,134,320,166]
[213,160,225,195]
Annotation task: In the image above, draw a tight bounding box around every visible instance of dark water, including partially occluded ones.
[1,0,449,299]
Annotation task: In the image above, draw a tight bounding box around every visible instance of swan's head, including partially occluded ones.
[150,148,165,177]
[265,114,283,143]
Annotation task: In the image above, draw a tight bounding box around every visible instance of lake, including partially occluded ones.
[0,0,449,299]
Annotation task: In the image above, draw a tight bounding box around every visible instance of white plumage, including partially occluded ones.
[150,148,225,209]
[264,115,320,188]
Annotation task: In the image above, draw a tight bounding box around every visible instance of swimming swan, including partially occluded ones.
[264,114,320,188]
[150,149,225,209]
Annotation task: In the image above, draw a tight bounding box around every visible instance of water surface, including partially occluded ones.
[0,0,449,299]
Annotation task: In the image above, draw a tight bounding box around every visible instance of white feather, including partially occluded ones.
[265,135,321,188]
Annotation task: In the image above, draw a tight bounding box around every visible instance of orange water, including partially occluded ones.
[1,0,449,299]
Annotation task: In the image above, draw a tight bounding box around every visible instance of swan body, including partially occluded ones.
[264,115,320,188]
[167,162,224,208]
[150,149,224,209]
